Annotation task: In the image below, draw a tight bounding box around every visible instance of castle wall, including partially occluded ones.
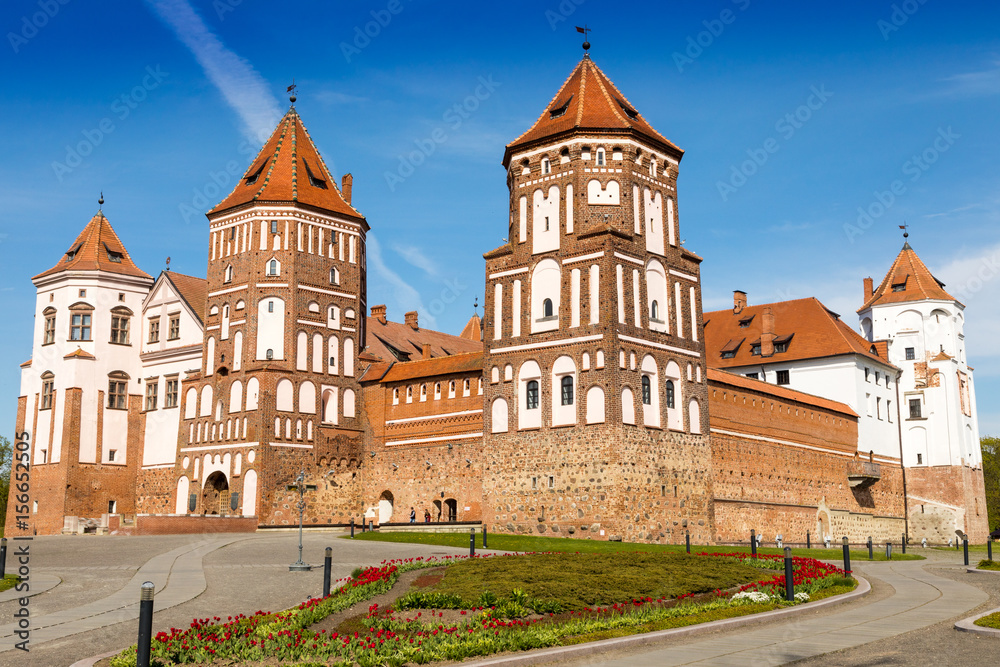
[906,464,989,543]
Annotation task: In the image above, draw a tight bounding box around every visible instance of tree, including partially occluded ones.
[983,436,1000,532]
[0,435,10,529]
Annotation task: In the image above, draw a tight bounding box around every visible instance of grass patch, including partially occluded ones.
[347,531,924,561]
[977,559,1000,571]
[560,602,777,644]
[0,575,20,593]
[409,552,764,611]
[975,611,1000,630]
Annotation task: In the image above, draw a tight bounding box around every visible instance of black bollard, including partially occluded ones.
[963,538,969,566]
[902,533,906,554]
[470,528,476,557]
[988,539,993,562]
[136,581,155,667]
[842,537,852,579]
[482,525,488,549]
[322,547,332,598]
[751,529,757,558]
[806,531,811,550]
[0,538,6,579]
[867,536,873,561]
[361,518,365,533]
[350,518,355,539]
[784,547,795,602]
[686,531,691,554]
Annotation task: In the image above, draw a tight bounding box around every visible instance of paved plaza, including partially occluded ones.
[0,533,995,666]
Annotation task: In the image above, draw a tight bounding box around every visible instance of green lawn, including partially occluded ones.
[936,542,998,555]
[408,552,765,611]
[0,575,19,593]
[975,611,1000,630]
[977,559,1000,571]
[345,531,924,561]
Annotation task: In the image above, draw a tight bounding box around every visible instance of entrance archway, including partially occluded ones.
[445,498,457,522]
[202,471,229,515]
[378,490,394,524]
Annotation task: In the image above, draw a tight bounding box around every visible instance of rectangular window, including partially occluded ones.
[745,372,758,380]
[916,453,923,464]
[40,450,46,464]
[108,450,117,462]
[165,378,179,408]
[145,382,158,411]
[111,315,130,344]
[774,342,788,353]
[108,380,127,410]
[41,379,54,410]
[548,475,555,489]
[721,351,736,359]
[750,344,761,356]
[270,220,278,233]
[865,368,870,381]
[44,315,56,344]
[905,347,915,360]
[70,312,92,341]
[531,476,537,489]
[168,315,180,340]
[876,396,882,420]
[908,398,922,419]
[776,370,790,385]
[79,289,86,298]
[887,400,892,423]
[148,318,160,343]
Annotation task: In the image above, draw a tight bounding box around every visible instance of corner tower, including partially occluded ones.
[859,240,988,543]
[482,54,713,543]
[171,103,368,524]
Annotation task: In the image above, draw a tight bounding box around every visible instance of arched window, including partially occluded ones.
[526,380,539,409]
[666,380,675,409]
[225,265,233,283]
[561,375,574,405]
[642,375,651,405]
[543,298,554,318]
[596,147,606,166]
[330,267,339,285]
[268,259,278,275]
[491,397,509,433]
[650,300,659,321]
[541,157,551,175]
[531,258,561,332]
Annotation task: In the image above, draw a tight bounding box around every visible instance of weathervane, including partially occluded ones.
[473,296,479,314]
[899,222,909,239]
[287,79,297,104]
[166,256,171,272]
[576,25,591,52]
[98,192,104,210]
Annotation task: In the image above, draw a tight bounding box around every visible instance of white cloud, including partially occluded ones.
[392,243,440,279]
[367,235,436,328]
[144,0,282,142]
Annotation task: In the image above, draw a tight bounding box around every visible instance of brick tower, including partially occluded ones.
[482,53,713,543]
[171,101,368,524]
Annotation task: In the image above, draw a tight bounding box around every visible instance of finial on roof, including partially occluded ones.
[286,79,297,105]
[576,25,591,53]
[166,256,171,272]
[473,296,479,314]
[98,192,104,210]
[899,222,909,239]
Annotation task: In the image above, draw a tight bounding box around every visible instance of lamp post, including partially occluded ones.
[287,470,317,571]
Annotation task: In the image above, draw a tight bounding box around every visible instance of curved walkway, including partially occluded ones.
[0,535,248,652]
[468,558,989,666]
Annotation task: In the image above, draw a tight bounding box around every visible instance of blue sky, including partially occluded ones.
[1,0,999,436]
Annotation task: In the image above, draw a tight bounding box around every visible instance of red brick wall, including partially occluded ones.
[112,514,258,535]
[906,465,989,543]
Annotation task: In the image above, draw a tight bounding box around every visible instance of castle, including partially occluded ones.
[6,53,989,545]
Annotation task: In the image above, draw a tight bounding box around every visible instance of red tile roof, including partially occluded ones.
[459,313,482,341]
[209,106,363,220]
[704,297,896,369]
[504,55,682,165]
[708,368,857,417]
[363,312,482,363]
[163,271,208,325]
[379,352,484,384]
[859,242,957,311]
[63,347,96,360]
[35,211,151,281]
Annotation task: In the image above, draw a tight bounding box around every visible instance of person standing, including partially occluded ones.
[409,506,416,523]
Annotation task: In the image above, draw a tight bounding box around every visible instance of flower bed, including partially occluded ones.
[109,552,849,667]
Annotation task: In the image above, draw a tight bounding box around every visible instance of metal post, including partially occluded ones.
[469,528,476,557]
[350,518,355,538]
[369,520,374,532]
[902,533,906,554]
[322,547,332,598]
[289,470,312,571]
[686,531,691,554]
[482,525,488,549]
[784,547,795,602]
[988,539,993,562]
[842,536,852,579]
[867,536,873,560]
[0,538,6,579]
[885,542,892,561]
[750,529,757,557]
[806,531,811,549]
[963,538,969,566]
[136,581,155,667]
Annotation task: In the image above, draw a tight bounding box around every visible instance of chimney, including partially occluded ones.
[371,304,386,325]
[404,310,419,330]
[733,290,747,314]
[422,343,431,359]
[341,173,353,205]
[864,277,874,301]
[761,306,775,357]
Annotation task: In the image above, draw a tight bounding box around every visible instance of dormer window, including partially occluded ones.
[596,148,606,166]
[549,94,572,118]
[750,344,761,356]
[738,316,754,328]
[892,283,905,292]
[616,98,638,119]
[65,243,81,262]
[244,159,266,186]
[104,243,123,263]
[301,158,328,188]
[541,158,551,175]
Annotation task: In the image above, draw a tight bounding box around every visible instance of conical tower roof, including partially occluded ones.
[209,106,363,220]
[859,242,958,312]
[503,54,682,166]
[34,210,151,281]
[459,312,482,341]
